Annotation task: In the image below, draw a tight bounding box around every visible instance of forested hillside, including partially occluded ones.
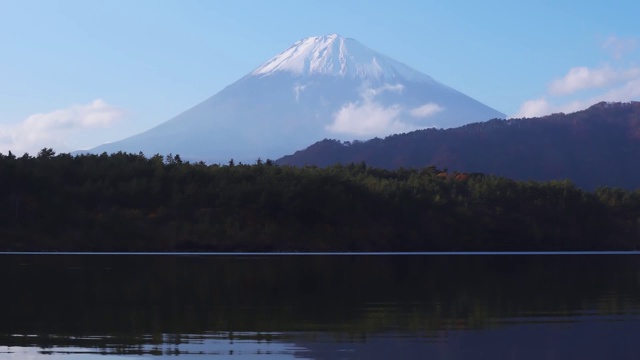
[1,149,639,252]
[278,102,640,190]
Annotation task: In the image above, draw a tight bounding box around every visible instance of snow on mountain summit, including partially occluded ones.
[252,34,433,82]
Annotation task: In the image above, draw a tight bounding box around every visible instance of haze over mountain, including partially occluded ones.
[84,34,505,164]
[277,102,640,190]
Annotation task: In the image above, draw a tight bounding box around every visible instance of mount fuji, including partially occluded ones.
[85,34,505,163]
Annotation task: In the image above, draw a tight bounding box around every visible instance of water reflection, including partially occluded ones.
[2,332,310,359]
[1,254,639,359]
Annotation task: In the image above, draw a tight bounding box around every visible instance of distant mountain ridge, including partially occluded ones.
[277,101,640,190]
[83,34,505,164]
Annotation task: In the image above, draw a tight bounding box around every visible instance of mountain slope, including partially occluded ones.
[85,34,505,164]
[277,102,640,190]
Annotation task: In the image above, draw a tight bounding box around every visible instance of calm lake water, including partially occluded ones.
[1,253,640,359]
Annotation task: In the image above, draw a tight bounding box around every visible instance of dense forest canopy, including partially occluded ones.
[1,149,639,252]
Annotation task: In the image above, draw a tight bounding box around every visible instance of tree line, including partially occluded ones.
[1,149,639,252]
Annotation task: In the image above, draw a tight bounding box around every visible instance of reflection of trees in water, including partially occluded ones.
[0,332,303,357]
[1,255,639,351]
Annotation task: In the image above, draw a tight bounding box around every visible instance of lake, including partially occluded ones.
[1,253,639,359]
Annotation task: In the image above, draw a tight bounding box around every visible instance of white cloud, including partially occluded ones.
[0,99,125,155]
[293,84,307,101]
[596,76,640,101]
[326,83,417,137]
[514,76,640,118]
[409,103,444,118]
[558,76,640,113]
[361,83,404,99]
[602,35,638,60]
[514,35,640,118]
[514,63,640,118]
[327,100,413,136]
[548,66,616,95]
[548,65,640,96]
[513,97,552,118]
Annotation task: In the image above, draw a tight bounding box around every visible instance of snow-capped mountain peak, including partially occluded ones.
[85,34,505,165]
[252,34,433,82]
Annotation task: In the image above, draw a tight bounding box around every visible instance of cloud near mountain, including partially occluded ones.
[410,103,444,118]
[514,35,640,119]
[327,83,445,136]
[514,68,640,118]
[0,99,125,154]
[327,83,412,136]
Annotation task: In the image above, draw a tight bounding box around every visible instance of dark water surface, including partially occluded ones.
[1,253,639,359]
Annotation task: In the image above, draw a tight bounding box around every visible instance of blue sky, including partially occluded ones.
[1,0,639,154]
